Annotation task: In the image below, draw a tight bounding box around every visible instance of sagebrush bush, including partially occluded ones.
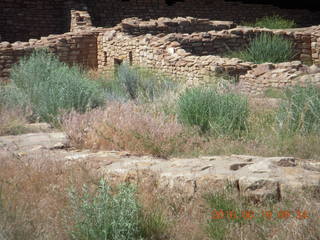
[177,87,249,136]
[105,63,176,102]
[243,15,296,29]
[68,179,142,240]
[277,85,320,135]
[9,49,105,124]
[229,33,295,64]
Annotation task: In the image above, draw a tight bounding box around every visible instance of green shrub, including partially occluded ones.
[277,85,320,135]
[68,179,142,240]
[243,15,296,29]
[177,87,249,136]
[10,49,105,124]
[0,85,30,110]
[106,63,176,102]
[139,208,170,240]
[229,33,295,64]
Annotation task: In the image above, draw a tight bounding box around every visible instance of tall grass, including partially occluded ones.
[9,49,105,124]
[243,15,296,29]
[277,85,320,135]
[0,86,31,135]
[177,87,249,136]
[228,33,295,64]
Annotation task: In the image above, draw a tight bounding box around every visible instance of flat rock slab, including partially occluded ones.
[0,132,67,152]
[0,132,319,202]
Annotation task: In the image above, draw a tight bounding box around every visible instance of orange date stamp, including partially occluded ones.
[211,209,309,220]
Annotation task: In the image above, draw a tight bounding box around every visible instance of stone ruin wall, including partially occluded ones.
[1,15,320,95]
[311,29,320,65]
[0,29,103,83]
[97,18,319,91]
[97,28,254,86]
[119,18,313,61]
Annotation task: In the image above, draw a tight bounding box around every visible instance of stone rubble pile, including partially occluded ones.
[239,61,320,95]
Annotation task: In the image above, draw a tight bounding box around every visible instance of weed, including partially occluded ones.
[277,85,320,135]
[228,33,295,64]
[177,87,249,136]
[242,15,296,29]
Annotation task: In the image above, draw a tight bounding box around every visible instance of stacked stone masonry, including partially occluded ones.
[1,16,320,95]
[311,27,320,65]
[0,29,104,82]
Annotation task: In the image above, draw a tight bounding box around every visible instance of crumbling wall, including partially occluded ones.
[97,30,254,85]
[97,20,320,94]
[238,62,320,95]
[120,17,236,35]
[311,28,320,65]
[118,18,313,62]
[0,29,104,82]
[70,10,93,32]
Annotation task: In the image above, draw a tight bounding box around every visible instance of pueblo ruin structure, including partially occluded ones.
[1,0,320,95]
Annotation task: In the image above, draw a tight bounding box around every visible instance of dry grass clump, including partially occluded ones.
[63,101,199,158]
[0,151,99,240]
[0,151,319,240]
[0,106,29,136]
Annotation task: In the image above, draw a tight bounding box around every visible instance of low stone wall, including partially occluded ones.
[97,30,254,85]
[0,29,104,82]
[170,27,312,63]
[120,17,236,35]
[97,23,320,94]
[238,62,320,95]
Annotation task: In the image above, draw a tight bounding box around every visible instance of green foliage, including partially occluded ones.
[277,85,320,135]
[264,88,286,99]
[0,85,30,110]
[177,87,249,136]
[205,190,237,240]
[105,63,176,102]
[139,208,170,240]
[9,49,105,124]
[228,33,295,64]
[243,15,296,29]
[68,179,142,240]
